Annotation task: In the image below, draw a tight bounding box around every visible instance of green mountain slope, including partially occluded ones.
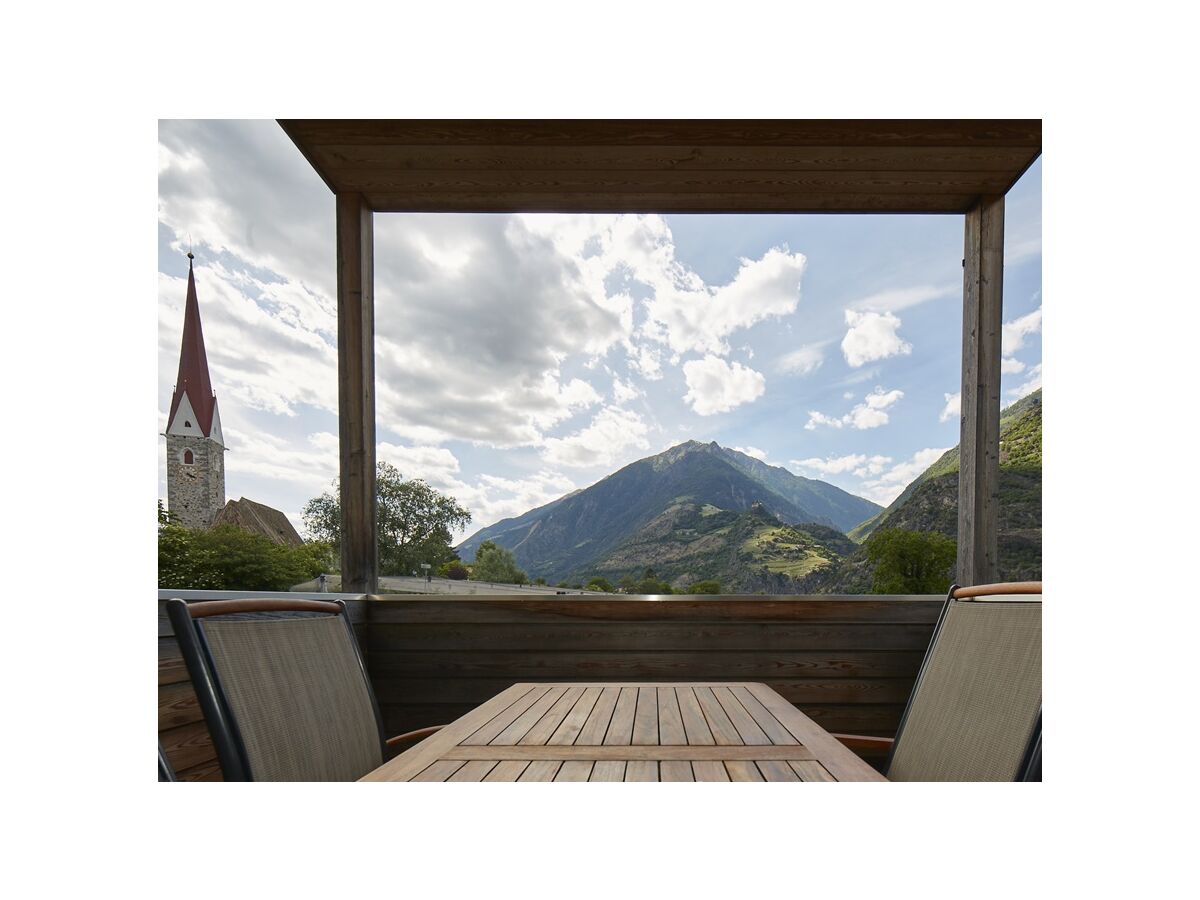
[809,389,1042,592]
[456,440,880,584]
[587,501,857,592]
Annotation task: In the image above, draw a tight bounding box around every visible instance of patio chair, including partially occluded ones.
[835,581,1042,781]
[165,598,445,781]
[158,742,177,782]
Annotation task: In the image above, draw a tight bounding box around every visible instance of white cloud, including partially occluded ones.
[733,446,768,461]
[806,387,904,431]
[939,392,961,423]
[1002,306,1043,356]
[859,447,952,505]
[377,442,462,484]
[612,376,641,404]
[1009,363,1043,399]
[791,454,891,478]
[444,470,579,541]
[850,283,957,313]
[1001,357,1027,374]
[777,342,827,376]
[841,310,913,368]
[682,355,767,416]
[541,406,651,469]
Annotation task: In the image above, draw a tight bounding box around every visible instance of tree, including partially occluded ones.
[865,529,957,594]
[470,540,527,585]
[438,560,469,580]
[302,462,471,576]
[159,507,331,591]
[585,576,614,593]
[687,580,721,594]
[618,567,674,594]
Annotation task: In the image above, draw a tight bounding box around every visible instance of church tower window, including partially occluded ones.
[183,449,194,465]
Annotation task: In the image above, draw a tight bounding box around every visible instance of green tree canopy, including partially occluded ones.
[585,576,614,592]
[302,462,471,576]
[686,580,721,594]
[865,529,956,594]
[470,540,527,585]
[618,568,675,594]
[159,510,332,591]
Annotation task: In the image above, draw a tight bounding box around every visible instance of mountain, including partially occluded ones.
[589,501,858,592]
[457,440,881,585]
[807,389,1042,592]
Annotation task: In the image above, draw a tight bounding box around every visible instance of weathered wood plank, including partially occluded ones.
[756,760,801,781]
[459,685,548,746]
[712,687,772,746]
[632,687,659,745]
[660,761,695,782]
[368,649,926,679]
[490,687,568,746]
[694,687,743,746]
[336,192,377,593]
[412,760,466,782]
[519,686,585,746]
[790,761,836,782]
[728,685,799,745]
[959,194,1005,586]
[554,761,594,782]
[602,687,638,746]
[625,761,658,782]
[725,761,765,782]
[372,676,920,707]
[364,597,944,625]
[517,760,562,782]
[547,687,602,746]
[590,761,626,782]
[657,688,688,746]
[576,687,620,746]
[442,746,817,761]
[158,680,203,730]
[692,761,730,781]
[447,760,498,782]
[365,621,937,651]
[483,760,529,782]
[159,720,217,774]
[677,687,716,745]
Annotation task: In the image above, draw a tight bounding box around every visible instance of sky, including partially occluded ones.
[158,120,1041,542]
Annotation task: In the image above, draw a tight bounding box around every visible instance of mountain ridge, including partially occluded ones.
[457,440,880,584]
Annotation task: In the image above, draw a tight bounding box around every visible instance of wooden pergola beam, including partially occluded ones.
[336,193,377,592]
[958,195,1005,585]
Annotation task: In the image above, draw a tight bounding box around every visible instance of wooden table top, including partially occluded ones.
[360,682,887,782]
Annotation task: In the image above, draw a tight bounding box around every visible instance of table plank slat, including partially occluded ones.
[518,760,562,781]
[602,686,638,745]
[713,686,772,746]
[590,761,627,782]
[677,687,716,746]
[555,761,594,782]
[694,686,743,745]
[520,686,585,745]
[625,761,658,782]
[657,688,687,746]
[491,687,568,745]
[661,761,694,782]
[547,687,603,746]
[632,687,660,745]
[576,686,620,746]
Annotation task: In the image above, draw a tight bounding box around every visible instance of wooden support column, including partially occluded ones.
[958,195,1004,586]
[336,193,377,593]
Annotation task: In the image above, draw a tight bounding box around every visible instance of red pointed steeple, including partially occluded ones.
[167,253,217,437]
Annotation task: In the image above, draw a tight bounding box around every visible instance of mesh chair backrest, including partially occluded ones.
[888,597,1041,782]
[199,614,383,782]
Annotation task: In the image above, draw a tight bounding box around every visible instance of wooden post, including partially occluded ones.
[336,193,377,593]
[958,195,1004,586]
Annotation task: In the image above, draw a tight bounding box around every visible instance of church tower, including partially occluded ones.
[165,253,225,529]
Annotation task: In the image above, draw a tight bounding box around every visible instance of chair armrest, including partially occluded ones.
[385,725,446,748]
[831,733,894,753]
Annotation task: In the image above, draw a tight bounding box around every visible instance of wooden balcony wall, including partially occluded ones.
[158,592,942,781]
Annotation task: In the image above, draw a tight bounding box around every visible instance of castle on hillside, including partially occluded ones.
[163,253,302,545]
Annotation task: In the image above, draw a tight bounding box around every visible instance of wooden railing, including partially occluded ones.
[158,591,943,781]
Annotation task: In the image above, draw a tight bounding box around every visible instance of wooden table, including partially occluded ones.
[360,682,887,782]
